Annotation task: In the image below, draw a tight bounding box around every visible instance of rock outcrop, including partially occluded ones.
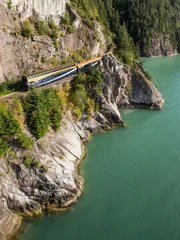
[4,0,69,24]
[0,2,106,82]
[100,54,164,109]
[147,34,178,57]
[0,199,22,240]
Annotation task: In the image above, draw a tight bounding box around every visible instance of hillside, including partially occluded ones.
[0,1,166,239]
[111,0,180,56]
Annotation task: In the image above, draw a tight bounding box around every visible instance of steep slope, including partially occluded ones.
[111,0,180,56]
[8,0,69,23]
[0,0,106,82]
[0,54,164,240]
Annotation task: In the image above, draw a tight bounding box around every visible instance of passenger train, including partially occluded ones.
[22,56,102,89]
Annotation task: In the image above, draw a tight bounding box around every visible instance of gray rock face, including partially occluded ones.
[0,199,22,240]
[130,69,164,109]
[0,3,106,82]
[148,34,178,57]
[0,100,122,240]
[5,0,69,24]
[100,54,164,109]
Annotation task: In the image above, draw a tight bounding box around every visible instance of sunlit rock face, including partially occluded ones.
[7,0,70,23]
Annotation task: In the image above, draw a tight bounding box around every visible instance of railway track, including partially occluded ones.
[0,52,113,102]
[0,74,76,102]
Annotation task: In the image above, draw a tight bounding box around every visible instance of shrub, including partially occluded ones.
[70,84,87,112]
[0,105,20,136]
[35,21,50,36]
[49,20,57,30]
[33,160,40,168]
[0,139,9,157]
[39,164,48,173]
[0,79,24,96]
[41,56,46,64]
[7,0,13,9]
[61,11,71,25]
[67,26,76,34]
[126,82,132,98]
[24,154,32,168]
[53,39,60,50]
[22,89,63,139]
[50,29,59,39]
[21,20,33,38]
[17,133,33,150]
[59,155,64,160]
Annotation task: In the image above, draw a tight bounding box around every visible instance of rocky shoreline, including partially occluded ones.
[0,55,164,240]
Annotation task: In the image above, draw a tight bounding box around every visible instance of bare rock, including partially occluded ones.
[6,0,70,24]
[148,34,178,57]
[0,199,22,240]
[100,54,164,109]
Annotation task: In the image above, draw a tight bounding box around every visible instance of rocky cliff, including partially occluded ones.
[4,0,69,24]
[0,1,106,82]
[147,34,178,57]
[100,54,164,109]
[0,54,164,240]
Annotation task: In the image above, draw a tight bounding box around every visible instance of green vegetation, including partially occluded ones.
[39,164,48,173]
[23,155,41,169]
[0,139,9,157]
[23,154,32,168]
[61,11,71,25]
[22,89,63,139]
[17,133,33,150]
[112,0,180,55]
[21,20,33,38]
[7,0,13,9]
[69,69,102,119]
[70,0,137,64]
[0,80,24,97]
[126,82,132,99]
[0,101,35,156]
[0,104,20,156]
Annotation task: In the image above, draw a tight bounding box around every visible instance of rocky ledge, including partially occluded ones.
[0,54,164,240]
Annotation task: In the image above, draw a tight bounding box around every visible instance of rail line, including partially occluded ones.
[0,75,76,102]
[0,52,112,102]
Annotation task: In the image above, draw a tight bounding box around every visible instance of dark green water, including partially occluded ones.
[17,55,180,240]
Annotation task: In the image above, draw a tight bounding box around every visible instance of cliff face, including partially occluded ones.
[4,0,69,23]
[100,54,164,109]
[0,1,106,82]
[147,34,178,57]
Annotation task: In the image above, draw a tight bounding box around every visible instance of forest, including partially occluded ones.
[72,0,180,57]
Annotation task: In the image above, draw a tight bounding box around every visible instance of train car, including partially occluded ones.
[76,57,101,72]
[22,63,76,89]
[22,56,102,89]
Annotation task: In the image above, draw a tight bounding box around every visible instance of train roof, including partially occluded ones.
[76,57,102,68]
[24,63,76,79]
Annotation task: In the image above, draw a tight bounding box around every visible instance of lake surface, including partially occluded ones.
[17,55,180,240]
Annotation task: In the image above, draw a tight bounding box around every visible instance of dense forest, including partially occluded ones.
[112,0,180,55]
[71,0,180,57]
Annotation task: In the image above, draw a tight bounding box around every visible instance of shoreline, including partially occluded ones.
[144,53,179,58]
[11,122,123,239]
[10,128,93,239]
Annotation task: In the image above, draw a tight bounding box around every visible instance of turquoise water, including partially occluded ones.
[17,55,180,240]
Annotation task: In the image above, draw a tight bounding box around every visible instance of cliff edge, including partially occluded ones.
[0,54,164,240]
